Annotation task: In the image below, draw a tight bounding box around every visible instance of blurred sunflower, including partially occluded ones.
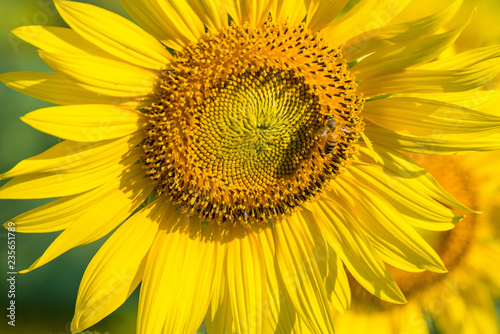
[331,152,500,334]
[2,0,500,333]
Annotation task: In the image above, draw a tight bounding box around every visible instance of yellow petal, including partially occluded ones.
[357,144,473,214]
[397,91,500,111]
[342,0,461,61]
[351,144,468,228]
[54,0,171,70]
[257,227,298,334]
[273,216,336,333]
[359,60,500,97]
[291,315,315,334]
[3,176,125,233]
[0,71,138,107]
[186,0,229,31]
[301,208,351,312]
[271,0,307,25]
[420,44,500,70]
[0,148,140,199]
[205,273,234,334]
[312,199,406,304]
[1,134,142,180]
[120,0,205,51]
[71,200,164,333]
[19,164,153,273]
[365,123,500,155]
[203,224,230,331]
[12,26,112,57]
[226,225,295,333]
[137,215,218,334]
[305,0,349,32]
[353,21,470,79]
[363,97,500,137]
[21,104,146,142]
[321,0,411,46]
[332,175,447,273]
[229,0,275,26]
[39,50,156,97]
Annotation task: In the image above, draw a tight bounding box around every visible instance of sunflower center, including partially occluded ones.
[194,68,323,186]
[349,155,479,312]
[142,21,364,225]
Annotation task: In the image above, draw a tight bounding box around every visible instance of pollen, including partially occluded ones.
[142,20,364,225]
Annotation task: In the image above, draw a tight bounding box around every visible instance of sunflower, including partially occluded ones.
[2,0,500,333]
[331,152,500,334]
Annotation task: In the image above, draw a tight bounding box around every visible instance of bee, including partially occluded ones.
[324,132,339,154]
[317,116,340,154]
[325,116,337,131]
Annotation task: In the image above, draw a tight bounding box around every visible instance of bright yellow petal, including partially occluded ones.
[331,175,447,273]
[359,60,500,96]
[0,71,138,107]
[398,91,500,111]
[120,0,205,51]
[0,148,140,199]
[271,0,307,25]
[226,227,263,334]
[363,97,500,137]
[20,104,146,142]
[225,225,295,334]
[3,176,125,233]
[229,0,275,26]
[365,123,500,154]
[358,144,473,213]
[19,164,153,273]
[203,224,230,333]
[71,200,163,333]
[257,227,298,334]
[341,0,461,61]
[301,208,351,312]
[321,0,411,46]
[137,215,218,334]
[12,25,113,59]
[291,315,315,334]
[273,216,336,334]
[312,199,406,304]
[305,0,349,32]
[187,0,229,31]
[38,50,156,97]
[54,0,171,70]
[1,134,142,180]
[420,44,500,70]
[205,272,234,334]
[323,251,350,313]
[349,150,466,230]
[353,21,470,79]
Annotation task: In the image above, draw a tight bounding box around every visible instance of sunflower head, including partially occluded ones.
[142,20,364,225]
[3,0,500,333]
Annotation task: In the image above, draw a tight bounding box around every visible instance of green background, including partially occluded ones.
[0,0,499,333]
